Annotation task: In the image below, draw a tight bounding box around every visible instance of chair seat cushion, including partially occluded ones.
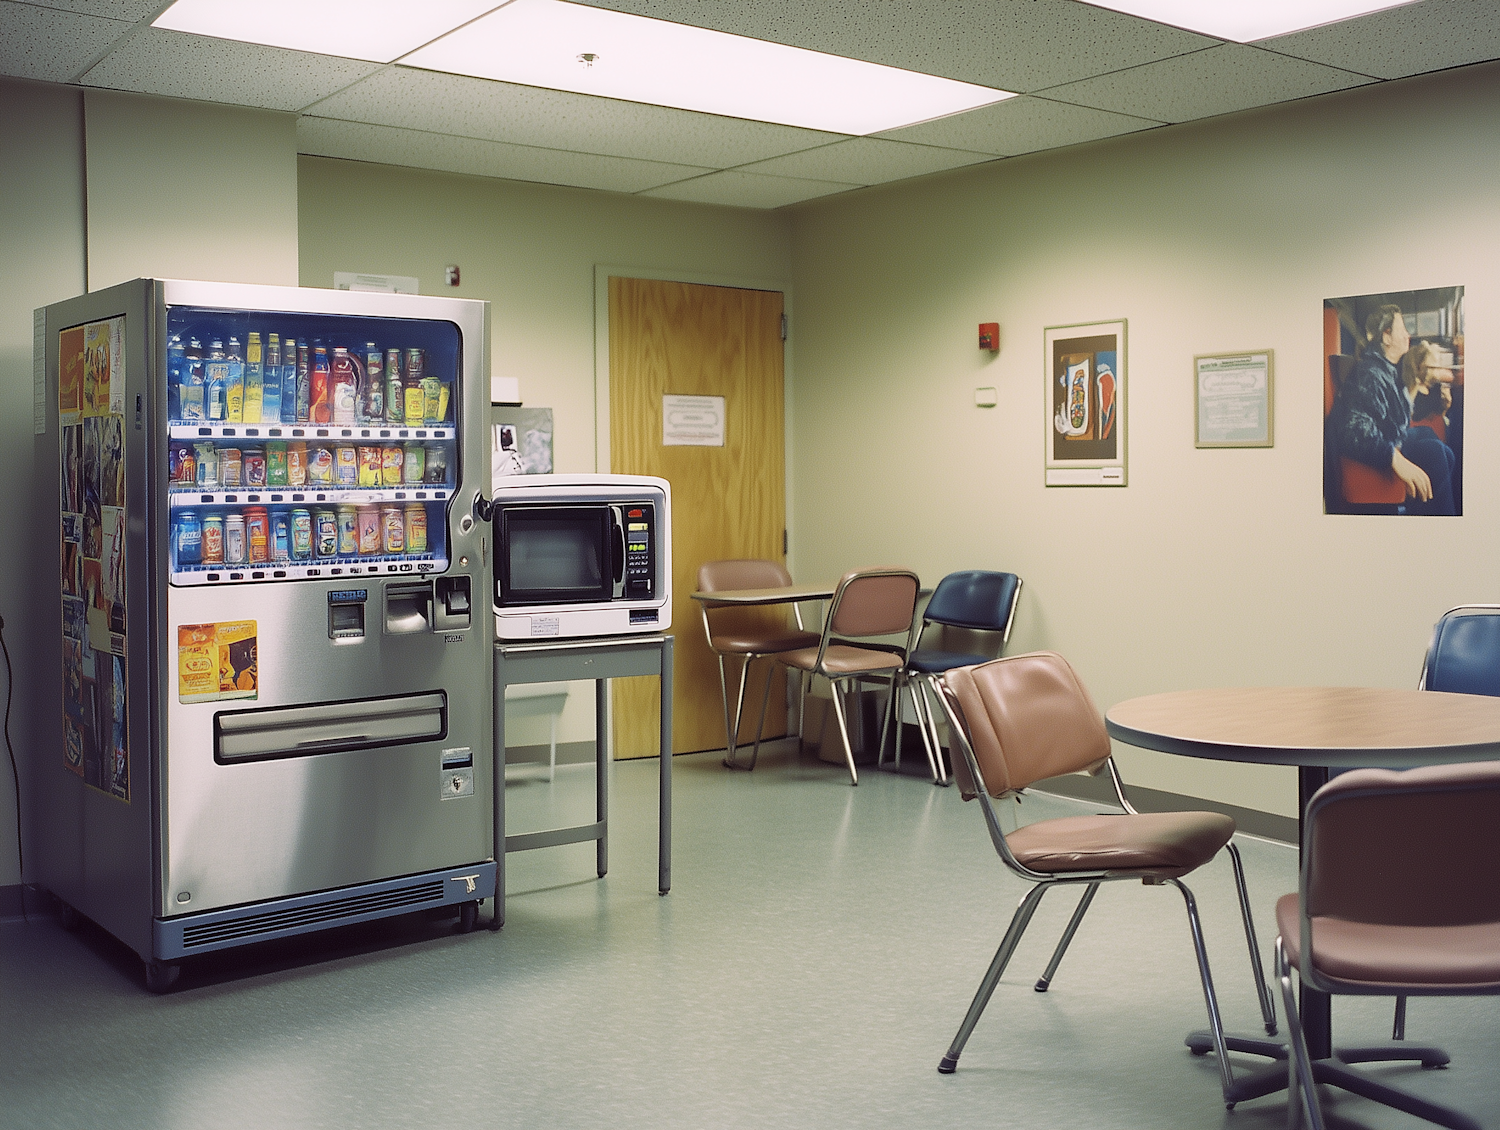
[908,649,991,674]
[779,644,902,676]
[1276,893,1500,990]
[1007,811,1234,879]
[709,629,821,655]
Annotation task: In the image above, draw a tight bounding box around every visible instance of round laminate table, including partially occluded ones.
[1106,686,1500,1124]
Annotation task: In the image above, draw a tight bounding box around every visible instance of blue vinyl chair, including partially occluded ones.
[882,570,1022,785]
[1379,603,1500,1042]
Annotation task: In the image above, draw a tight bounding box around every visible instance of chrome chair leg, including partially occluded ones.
[915,675,951,785]
[909,677,943,784]
[715,655,735,762]
[1277,938,1327,1130]
[1393,996,1407,1040]
[720,654,759,769]
[938,882,1051,1074]
[829,679,859,786]
[1226,840,1278,1035]
[1168,878,1237,1103]
[744,656,779,771]
[1034,882,1100,992]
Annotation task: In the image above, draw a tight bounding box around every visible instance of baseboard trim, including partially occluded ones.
[504,740,597,768]
[1033,773,1298,845]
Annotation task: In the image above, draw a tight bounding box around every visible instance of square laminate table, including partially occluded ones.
[1106,685,1500,1120]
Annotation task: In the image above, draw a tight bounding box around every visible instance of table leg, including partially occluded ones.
[659,636,673,895]
[597,677,608,879]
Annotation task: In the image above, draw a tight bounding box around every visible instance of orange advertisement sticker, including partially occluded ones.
[178,621,258,703]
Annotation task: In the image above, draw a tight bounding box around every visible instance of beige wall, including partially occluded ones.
[298,155,795,745]
[787,62,1500,819]
[84,90,298,290]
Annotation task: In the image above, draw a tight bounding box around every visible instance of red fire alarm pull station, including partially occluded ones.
[979,323,999,352]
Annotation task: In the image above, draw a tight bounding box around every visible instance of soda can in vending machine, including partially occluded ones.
[424,444,447,484]
[380,505,405,554]
[245,507,270,564]
[337,506,359,556]
[266,441,288,486]
[357,505,381,554]
[402,442,425,484]
[357,446,381,487]
[243,447,266,488]
[404,504,427,554]
[334,444,358,486]
[330,347,358,425]
[220,448,242,489]
[195,443,219,489]
[201,514,225,565]
[225,514,247,565]
[381,445,404,487]
[169,443,194,486]
[290,509,313,560]
[314,508,339,558]
[286,441,307,486]
[175,510,203,567]
[403,348,425,426]
[271,511,290,562]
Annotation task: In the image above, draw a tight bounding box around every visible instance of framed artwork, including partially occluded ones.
[1045,319,1126,486]
[1323,287,1463,516]
[1195,351,1273,447]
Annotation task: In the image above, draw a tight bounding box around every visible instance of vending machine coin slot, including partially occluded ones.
[434,576,471,632]
[328,588,368,640]
[384,580,433,634]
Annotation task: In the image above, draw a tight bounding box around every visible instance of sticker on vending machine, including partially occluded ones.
[178,621,258,703]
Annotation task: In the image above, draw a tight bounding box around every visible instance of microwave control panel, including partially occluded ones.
[623,504,654,597]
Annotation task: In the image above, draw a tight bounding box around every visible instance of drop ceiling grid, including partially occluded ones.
[1,0,1498,209]
[296,115,716,195]
[0,1,134,83]
[305,66,850,169]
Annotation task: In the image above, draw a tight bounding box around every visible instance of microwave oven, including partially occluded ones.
[490,473,672,639]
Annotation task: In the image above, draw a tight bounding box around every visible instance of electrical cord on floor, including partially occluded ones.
[0,614,24,923]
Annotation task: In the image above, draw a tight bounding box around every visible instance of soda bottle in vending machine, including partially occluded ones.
[225,336,245,423]
[384,348,402,425]
[244,331,264,424]
[330,347,358,424]
[263,333,283,422]
[181,336,205,421]
[281,337,299,424]
[309,345,330,424]
[295,342,311,423]
[363,343,384,423]
[205,339,228,422]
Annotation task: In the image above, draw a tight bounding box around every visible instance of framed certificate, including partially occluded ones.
[1195,351,1272,448]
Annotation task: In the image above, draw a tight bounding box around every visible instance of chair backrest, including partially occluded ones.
[698,559,794,593]
[942,652,1110,798]
[923,570,1022,638]
[1420,605,1500,697]
[826,567,919,640]
[1304,762,1500,929]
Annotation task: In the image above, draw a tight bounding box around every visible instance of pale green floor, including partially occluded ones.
[3,742,1496,1130]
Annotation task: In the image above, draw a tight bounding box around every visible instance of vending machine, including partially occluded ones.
[34,279,494,989]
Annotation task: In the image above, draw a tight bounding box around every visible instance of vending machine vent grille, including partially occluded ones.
[181,880,447,949]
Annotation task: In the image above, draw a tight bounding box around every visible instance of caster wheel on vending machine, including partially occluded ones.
[456,901,479,934]
[144,960,181,994]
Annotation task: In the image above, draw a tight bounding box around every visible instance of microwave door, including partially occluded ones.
[495,505,612,606]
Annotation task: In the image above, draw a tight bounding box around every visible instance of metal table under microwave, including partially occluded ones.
[491,634,673,926]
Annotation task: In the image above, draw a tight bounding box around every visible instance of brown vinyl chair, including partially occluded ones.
[932,653,1276,1104]
[766,567,921,785]
[1275,762,1500,1130]
[697,560,820,771]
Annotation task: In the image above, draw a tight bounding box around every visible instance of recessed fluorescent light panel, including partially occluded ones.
[404,0,1015,135]
[1081,0,1424,43]
[153,0,501,63]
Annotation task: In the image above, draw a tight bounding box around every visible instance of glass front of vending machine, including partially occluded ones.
[36,279,495,990]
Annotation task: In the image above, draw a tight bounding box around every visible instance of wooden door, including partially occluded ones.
[609,276,788,757]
